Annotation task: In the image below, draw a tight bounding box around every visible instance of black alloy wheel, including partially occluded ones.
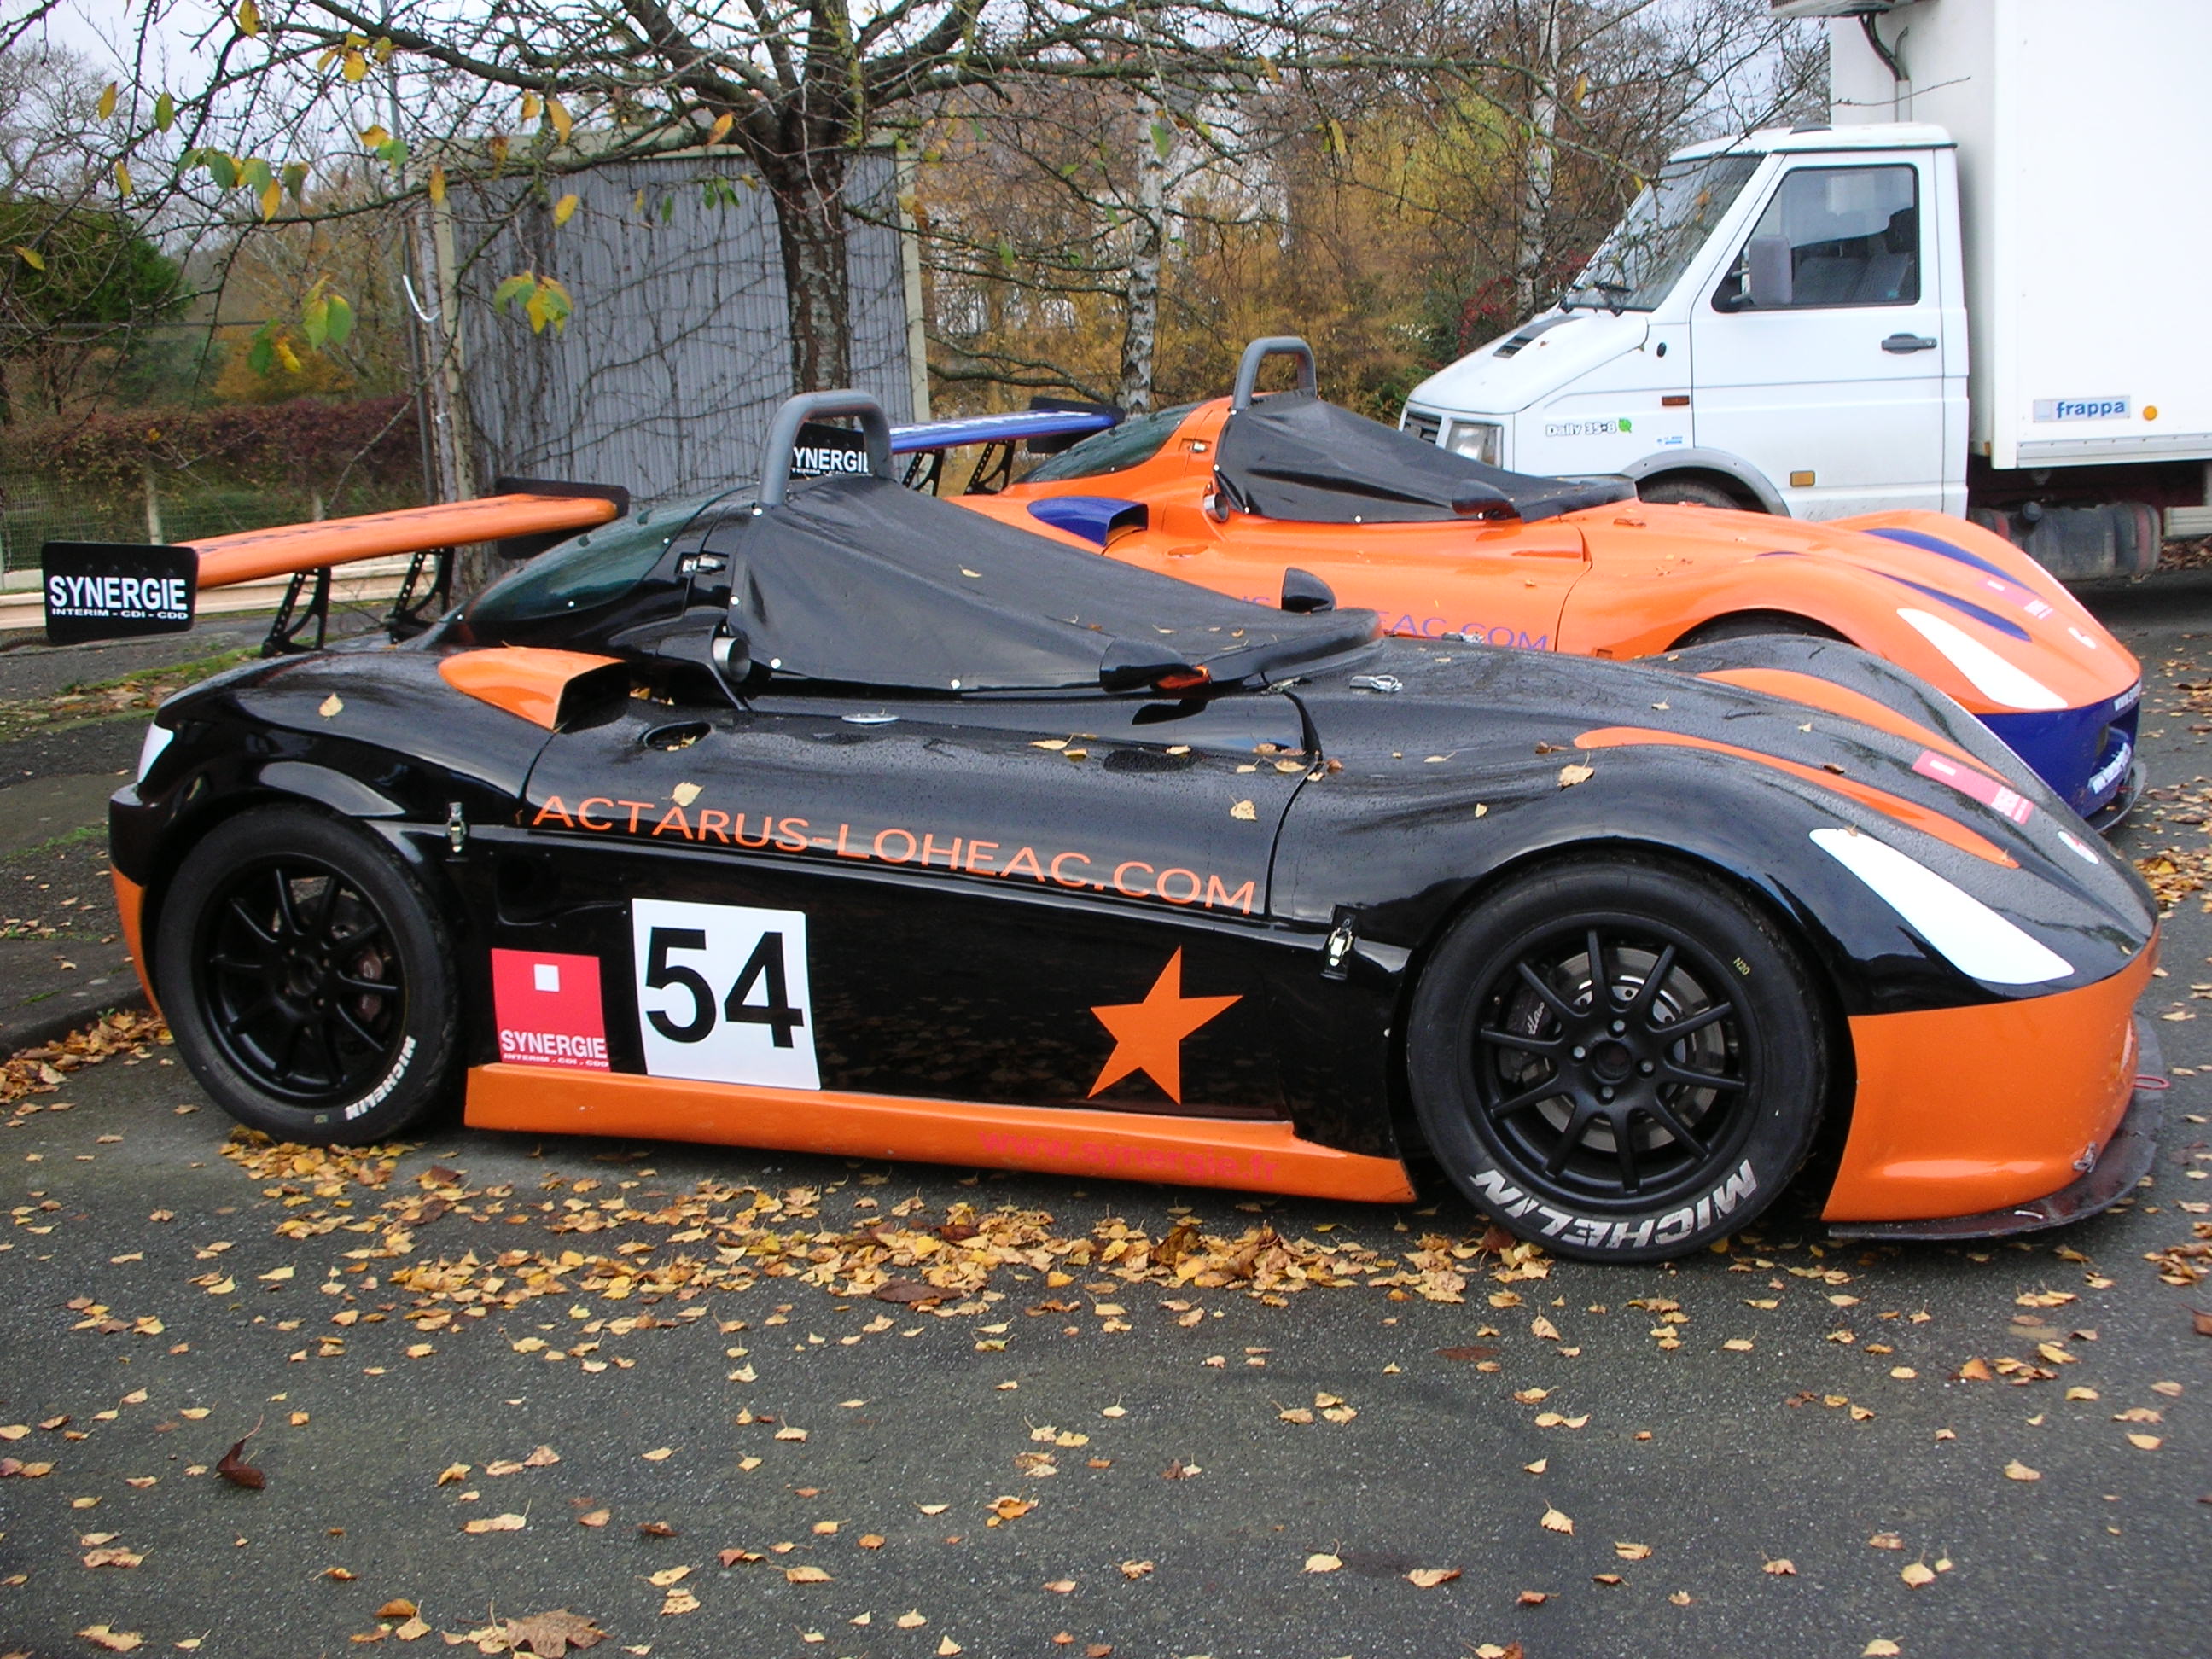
[156,807,457,1144]
[1408,857,1827,1262]
[200,857,405,1103]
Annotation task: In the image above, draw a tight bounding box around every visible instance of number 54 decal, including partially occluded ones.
[632,899,819,1089]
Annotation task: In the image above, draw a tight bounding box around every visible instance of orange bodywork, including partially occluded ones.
[110,869,159,1017]
[963,398,2140,719]
[189,493,620,590]
[1572,726,2016,866]
[1824,948,2153,1222]
[438,647,622,729]
[463,1064,1419,1203]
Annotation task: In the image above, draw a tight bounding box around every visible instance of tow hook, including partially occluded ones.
[445,801,469,854]
[1322,909,1358,980]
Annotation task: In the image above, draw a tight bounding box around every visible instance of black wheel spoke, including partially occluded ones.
[1610,1109,1642,1194]
[335,972,396,997]
[1652,1000,1732,1039]
[217,991,275,1035]
[1625,944,1677,1018]
[1543,1102,1600,1176]
[1514,960,1581,1023]
[269,1016,307,1085]
[332,998,384,1049]
[227,895,278,946]
[1479,1027,1561,1054]
[1487,1077,1568,1121]
[270,867,304,939]
[1586,928,1610,1007]
[1660,1062,1744,1092]
[1644,1097,1711,1157]
[207,952,265,975]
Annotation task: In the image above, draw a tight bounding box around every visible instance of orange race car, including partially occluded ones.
[954,338,2144,827]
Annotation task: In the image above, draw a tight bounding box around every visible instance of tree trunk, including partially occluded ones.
[1117,92,1167,415]
[760,148,854,393]
[1512,0,1562,318]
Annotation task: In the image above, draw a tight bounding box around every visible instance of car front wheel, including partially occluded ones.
[1406,857,1829,1262]
[155,806,458,1144]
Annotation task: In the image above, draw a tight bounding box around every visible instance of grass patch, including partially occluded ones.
[0,645,257,744]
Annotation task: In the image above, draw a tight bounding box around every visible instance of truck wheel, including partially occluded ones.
[1406,858,1829,1262]
[155,806,458,1145]
[1639,477,1743,509]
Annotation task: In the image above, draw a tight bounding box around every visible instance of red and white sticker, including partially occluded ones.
[1912,749,2034,825]
[491,949,610,1070]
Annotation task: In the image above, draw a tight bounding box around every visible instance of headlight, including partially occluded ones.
[136,721,175,784]
[1445,421,1503,467]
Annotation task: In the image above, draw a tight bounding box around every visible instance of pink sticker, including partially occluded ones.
[1913,750,2033,824]
[491,948,610,1069]
[1968,571,2055,620]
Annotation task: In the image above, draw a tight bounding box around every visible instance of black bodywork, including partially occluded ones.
[110,463,2158,1173]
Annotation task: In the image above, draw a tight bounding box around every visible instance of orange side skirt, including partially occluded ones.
[110,868,160,1019]
[464,1064,1419,1203]
[1823,949,2153,1222]
[191,494,620,589]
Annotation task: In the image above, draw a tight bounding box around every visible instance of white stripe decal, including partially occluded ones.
[1895,607,2066,711]
[1811,826,2073,986]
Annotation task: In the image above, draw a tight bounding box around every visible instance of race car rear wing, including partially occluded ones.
[40,481,629,650]
[38,399,1119,649]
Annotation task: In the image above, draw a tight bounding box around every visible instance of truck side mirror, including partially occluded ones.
[1745,235,1794,309]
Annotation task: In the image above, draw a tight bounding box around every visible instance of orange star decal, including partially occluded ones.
[1087,949,1240,1104]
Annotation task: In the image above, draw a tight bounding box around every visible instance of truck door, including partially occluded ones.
[1691,154,1947,519]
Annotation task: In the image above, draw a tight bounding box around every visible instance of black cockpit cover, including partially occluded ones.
[723,475,1380,691]
[1214,392,1637,524]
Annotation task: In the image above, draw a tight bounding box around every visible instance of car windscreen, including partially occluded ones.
[467,492,729,629]
[1569,152,1763,310]
[1022,403,1198,482]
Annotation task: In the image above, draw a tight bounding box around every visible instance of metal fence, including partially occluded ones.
[457,152,918,504]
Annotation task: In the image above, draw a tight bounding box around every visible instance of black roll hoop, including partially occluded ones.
[1229,336,1318,411]
[757,389,895,509]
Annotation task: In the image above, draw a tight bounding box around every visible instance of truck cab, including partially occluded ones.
[1403,125,1966,524]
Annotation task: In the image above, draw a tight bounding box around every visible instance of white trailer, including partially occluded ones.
[1400,0,2212,578]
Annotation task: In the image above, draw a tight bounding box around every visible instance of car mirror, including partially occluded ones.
[1280,568,1336,614]
[1745,235,1793,309]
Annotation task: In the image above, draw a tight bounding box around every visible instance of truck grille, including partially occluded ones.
[1401,410,1442,445]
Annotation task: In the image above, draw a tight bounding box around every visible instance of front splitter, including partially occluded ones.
[1826,1021,2165,1243]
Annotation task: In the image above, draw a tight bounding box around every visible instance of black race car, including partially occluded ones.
[101,393,2162,1262]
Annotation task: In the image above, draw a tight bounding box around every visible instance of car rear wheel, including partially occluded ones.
[155,807,457,1144]
[1679,609,1847,647]
[1406,857,1828,1262]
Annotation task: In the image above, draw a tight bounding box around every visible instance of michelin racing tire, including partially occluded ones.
[156,806,457,1145]
[1407,856,1828,1263]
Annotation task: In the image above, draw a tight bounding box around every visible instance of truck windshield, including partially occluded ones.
[1565,153,1762,311]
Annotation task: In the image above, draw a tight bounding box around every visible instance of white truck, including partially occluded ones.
[1400,0,2211,579]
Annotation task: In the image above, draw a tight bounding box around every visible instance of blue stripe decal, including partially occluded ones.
[1864,526,2017,582]
[1881,573,2032,642]
[889,410,1119,454]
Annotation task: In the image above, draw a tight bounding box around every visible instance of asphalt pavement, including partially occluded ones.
[0,588,2208,1659]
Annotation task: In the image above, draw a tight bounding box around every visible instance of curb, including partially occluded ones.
[0,987,152,1059]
